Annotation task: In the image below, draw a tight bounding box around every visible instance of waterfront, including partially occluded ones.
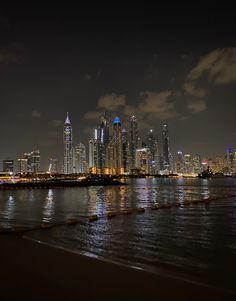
[1,178,236,295]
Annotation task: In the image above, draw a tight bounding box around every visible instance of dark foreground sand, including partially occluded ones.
[0,234,235,301]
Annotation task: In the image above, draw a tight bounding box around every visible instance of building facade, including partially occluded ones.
[63,113,73,174]
[129,115,138,172]
[162,123,171,172]
[3,159,14,173]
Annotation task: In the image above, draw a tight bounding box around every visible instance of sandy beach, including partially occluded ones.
[0,233,235,301]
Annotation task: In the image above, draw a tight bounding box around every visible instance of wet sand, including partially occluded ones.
[0,234,235,301]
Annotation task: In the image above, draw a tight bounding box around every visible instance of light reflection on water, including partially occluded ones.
[0,178,236,291]
[42,190,55,222]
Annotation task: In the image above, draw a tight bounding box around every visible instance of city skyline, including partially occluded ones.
[0,5,235,169]
[1,111,235,175]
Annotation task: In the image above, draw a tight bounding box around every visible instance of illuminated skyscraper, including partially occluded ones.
[162,123,171,171]
[18,158,28,174]
[184,154,192,174]
[226,148,235,174]
[147,129,160,174]
[122,128,129,174]
[175,151,184,174]
[48,158,57,173]
[105,117,124,175]
[112,117,124,175]
[29,150,40,173]
[88,130,98,174]
[135,148,148,174]
[75,143,87,173]
[63,112,73,174]
[192,154,202,174]
[130,115,138,171]
[3,159,14,173]
[17,150,40,174]
[89,139,95,169]
[97,112,110,172]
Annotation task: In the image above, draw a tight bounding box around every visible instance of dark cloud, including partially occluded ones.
[187,48,236,85]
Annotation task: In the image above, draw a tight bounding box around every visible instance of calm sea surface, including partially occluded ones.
[1,178,236,292]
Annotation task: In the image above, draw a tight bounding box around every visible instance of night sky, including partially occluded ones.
[1,5,235,170]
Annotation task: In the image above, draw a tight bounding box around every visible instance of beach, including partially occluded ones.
[1,234,235,301]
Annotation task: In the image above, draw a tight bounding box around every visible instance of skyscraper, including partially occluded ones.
[89,139,95,169]
[29,150,40,173]
[106,117,124,175]
[113,117,124,175]
[122,128,129,174]
[175,151,184,174]
[48,158,57,173]
[88,130,98,174]
[63,112,73,174]
[192,154,202,174]
[226,148,235,174]
[135,148,149,174]
[130,115,138,172]
[18,158,28,174]
[17,151,40,174]
[3,159,14,173]
[184,154,192,174]
[97,112,110,172]
[75,143,87,173]
[162,123,171,172]
[147,129,159,174]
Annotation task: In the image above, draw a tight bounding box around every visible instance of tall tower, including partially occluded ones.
[63,112,73,174]
[130,115,138,171]
[112,117,124,175]
[97,112,110,172]
[75,143,87,173]
[176,151,184,174]
[122,128,129,174]
[88,130,98,174]
[147,129,159,174]
[162,123,170,171]
[192,154,202,174]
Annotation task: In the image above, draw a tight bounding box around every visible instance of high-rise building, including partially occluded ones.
[112,117,124,175]
[17,150,40,174]
[63,112,73,174]
[75,143,87,173]
[89,139,95,169]
[97,112,110,172]
[192,154,202,174]
[162,123,171,172]
[3,159,14,173]
[211,155,227,173]
[130,115,138,171]
[18,158,28,174]
[88,130,98,174]
[106,117,124,175]
[122,128,129,174]
[175,151,184,174]
[29,150,40,173]
[23,153,32,173]
[184,154,192,174]
[48,158,57,173]
[226,148,235,174]
[147,129,159,174]
[135,148,149,174]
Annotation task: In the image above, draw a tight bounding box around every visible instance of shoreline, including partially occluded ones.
[1,234,235,301]
[24,234,236,295]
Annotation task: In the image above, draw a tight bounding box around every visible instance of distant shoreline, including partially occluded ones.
[0,178,126,190]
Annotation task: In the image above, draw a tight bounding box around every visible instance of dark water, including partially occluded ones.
[0,178,236,292]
